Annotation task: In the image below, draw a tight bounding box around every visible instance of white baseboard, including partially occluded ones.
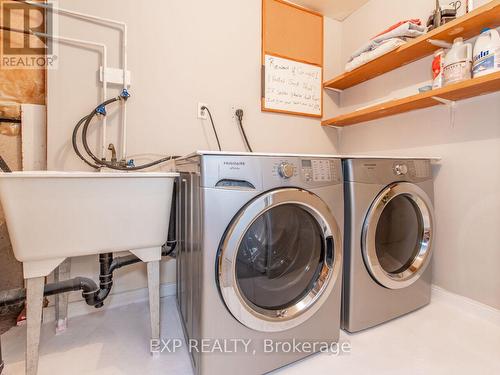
[42,282,176,323]
[431,285,500,327]
[40,283,500,328]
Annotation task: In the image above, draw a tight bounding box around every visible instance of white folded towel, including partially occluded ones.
[345,38,407,72]
[349,22,426,62]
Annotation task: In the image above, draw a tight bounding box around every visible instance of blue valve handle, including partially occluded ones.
[96,105,107,116]
[120,89,131,100]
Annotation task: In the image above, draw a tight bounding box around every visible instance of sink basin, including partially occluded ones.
[0,171,178,278]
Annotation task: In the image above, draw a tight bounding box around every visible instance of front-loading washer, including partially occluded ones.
[342,158,436,333]
[175,151,344,375]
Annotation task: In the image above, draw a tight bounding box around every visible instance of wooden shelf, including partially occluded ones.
[321,71,500,127]
[323,0,500,90]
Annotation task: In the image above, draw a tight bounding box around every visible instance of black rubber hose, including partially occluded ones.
[201,106,222,151]
[80,97,120,167]
[235,109,253,152]
[80,98,173,171]
[162,180,177,257]
[72,114,100,169]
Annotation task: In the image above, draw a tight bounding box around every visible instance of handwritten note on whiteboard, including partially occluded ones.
[263,54,322,117]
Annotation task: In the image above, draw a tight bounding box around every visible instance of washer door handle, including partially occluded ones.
[325,236,334,268]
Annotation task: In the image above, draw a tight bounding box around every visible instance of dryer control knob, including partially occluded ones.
[394,164,408,176]
[278,163,294,179]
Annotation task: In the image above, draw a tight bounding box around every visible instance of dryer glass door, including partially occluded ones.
[217,188,342,332]
[362,182,434,289]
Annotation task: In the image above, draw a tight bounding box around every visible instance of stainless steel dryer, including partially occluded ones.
[342,158,435,333]
[175,152,344,375]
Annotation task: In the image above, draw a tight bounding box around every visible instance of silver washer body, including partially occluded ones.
[342,158,435,333]
[175,152,344,375]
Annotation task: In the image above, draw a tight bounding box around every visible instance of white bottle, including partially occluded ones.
[443,37,472,86]
[472,28,500,78]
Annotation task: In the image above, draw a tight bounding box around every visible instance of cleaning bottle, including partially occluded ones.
[432,49,445,89]
[443,37,472,86]
[472,28,500,78]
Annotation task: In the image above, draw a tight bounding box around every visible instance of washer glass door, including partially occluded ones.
[217,188,342,332]
[237,204,323,310]
[362,182,434,289]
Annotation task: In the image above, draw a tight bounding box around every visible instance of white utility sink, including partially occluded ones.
[0,171,178,375]
[0,171,178,278]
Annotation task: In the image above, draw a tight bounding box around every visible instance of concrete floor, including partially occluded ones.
[1,295,500,375]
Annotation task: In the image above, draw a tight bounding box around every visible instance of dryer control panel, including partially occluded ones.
[343,158,433,184]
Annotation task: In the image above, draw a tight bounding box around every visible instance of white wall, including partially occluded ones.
[338,0,500,309]
[46,0,342,308]
[46,0,500,312]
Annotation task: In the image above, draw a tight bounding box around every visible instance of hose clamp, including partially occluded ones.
[82,289,99,296]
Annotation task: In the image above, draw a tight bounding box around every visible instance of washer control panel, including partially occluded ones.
[301,159,340,183]
[269,158,341,186]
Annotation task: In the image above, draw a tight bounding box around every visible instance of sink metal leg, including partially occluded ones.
[25,277,44,375]
[147,260,160,356]
[53,259,71,335]
[129,248,162,356]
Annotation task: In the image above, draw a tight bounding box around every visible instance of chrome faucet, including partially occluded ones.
[107,143,118,166]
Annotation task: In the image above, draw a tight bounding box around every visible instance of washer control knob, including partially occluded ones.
[394,163,408,176]
[278,163,294,179]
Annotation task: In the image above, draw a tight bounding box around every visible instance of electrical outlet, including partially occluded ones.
[231,104,243,120]
[198,103,208,120]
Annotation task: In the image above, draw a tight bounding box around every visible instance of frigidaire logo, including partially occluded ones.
[1,0,57,69]
[223,161,246,166]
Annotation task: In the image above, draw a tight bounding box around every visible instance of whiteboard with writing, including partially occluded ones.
[263,54,322,117]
